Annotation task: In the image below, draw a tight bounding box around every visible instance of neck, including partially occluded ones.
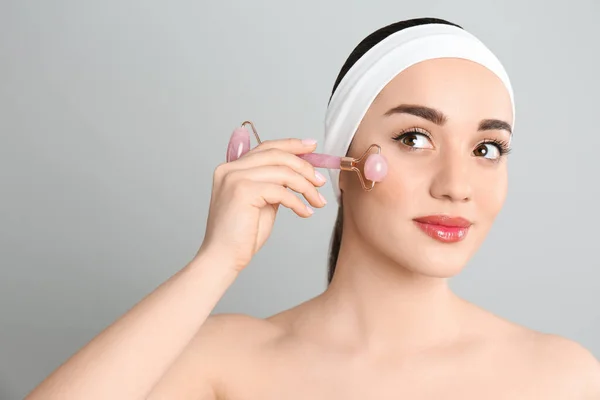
[318,229,466,354]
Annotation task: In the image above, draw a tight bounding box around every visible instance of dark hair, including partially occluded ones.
[326,18,463,285]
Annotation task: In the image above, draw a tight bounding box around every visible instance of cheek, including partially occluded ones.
[474,166,508,218]
[343,154,421,230]
[364,154,430,211]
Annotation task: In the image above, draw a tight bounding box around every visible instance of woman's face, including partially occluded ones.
[340,58,514,277]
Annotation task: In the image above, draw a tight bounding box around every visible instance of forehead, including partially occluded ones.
[371,58,514,125]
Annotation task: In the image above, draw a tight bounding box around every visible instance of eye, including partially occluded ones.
[392,129,434,150]
[473,143,500,159]
[473,139,511,160]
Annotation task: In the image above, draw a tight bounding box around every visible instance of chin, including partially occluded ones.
[380,232,479,278]
[401,253,470,278]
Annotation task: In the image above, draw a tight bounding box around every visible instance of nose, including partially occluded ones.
[429,153,472,202]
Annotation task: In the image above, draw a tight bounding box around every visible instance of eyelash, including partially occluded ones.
[391,128,512,159]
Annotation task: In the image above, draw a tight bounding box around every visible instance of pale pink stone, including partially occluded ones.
[364,153,387,182]
[226,127,251,162]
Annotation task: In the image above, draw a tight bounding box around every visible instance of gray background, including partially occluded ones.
[1,1,598,399]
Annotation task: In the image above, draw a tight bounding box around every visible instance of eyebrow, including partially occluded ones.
[383,104,512,134]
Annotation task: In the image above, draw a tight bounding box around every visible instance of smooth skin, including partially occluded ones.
[26,59,600,400]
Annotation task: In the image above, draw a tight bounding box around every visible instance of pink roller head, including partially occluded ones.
[340,144,388,191]
[226,127,251,162]
[364,153,387,182]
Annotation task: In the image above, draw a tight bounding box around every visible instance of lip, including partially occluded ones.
[412,215,472,243]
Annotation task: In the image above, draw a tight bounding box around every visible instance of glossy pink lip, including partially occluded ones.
[413,215,472,243]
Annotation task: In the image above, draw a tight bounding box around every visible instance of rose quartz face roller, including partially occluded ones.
[226,121,388,191]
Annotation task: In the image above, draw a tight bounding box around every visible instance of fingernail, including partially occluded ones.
[315,170,326,183]
[306,205,314,215]
[302,138,317,146]
[319,192,327,205]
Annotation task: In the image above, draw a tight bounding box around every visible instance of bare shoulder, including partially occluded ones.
[491,319,598,396]
[194,312,288,358]
[530,332,600,398]
[464,302,600,398]
[148,313,287,399]
[201,312,283,340]
[532,332,598,365]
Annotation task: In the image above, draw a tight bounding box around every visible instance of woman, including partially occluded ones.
[26,17,600,400]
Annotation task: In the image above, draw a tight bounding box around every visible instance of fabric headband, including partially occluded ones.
[323,23,515,203]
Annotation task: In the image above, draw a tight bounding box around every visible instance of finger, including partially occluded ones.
[253,138,318,155]
[223,148,327,188]
[231,166,326,208]
[258,183,315,218]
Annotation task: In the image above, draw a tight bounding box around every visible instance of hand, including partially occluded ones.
[198,138,327,271]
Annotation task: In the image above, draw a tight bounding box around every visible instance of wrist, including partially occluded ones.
[193,243,244,277]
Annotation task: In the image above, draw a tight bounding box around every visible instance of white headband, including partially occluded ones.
[323,23,515,202]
